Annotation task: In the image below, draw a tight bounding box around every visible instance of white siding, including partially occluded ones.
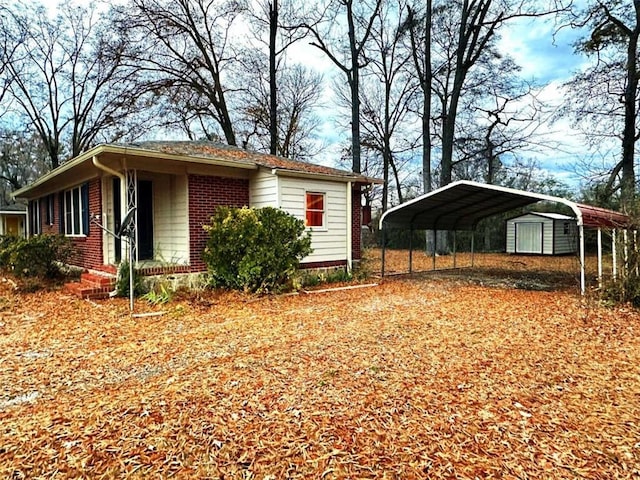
[102,177,116,264]
[151,173,189,264]
[542,220,553,254]
[552,219,578,254]
[249,170,278,208]
[506,213,577,255]
[278,176,348,263]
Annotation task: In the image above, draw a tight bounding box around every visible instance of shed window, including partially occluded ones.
[563,222,570,235]
[305,192,325,228]
[63,184,89,235]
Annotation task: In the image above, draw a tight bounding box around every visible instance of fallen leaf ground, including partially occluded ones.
[1,253,639,479]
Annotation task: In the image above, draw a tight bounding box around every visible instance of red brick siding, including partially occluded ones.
[32,179,103,270]
[300,259,347,269]
[68,179,103,270]
[352,185,362,261]
[188,175,250,271]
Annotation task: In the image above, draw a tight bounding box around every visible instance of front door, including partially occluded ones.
[5,216,20,236]
[515,222,543,254]
[137,180,154,260]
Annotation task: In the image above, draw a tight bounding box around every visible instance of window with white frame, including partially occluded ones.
[305,192,325,228]
[63,185,88,235]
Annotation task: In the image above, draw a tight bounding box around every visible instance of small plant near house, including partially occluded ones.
[115,260,146,297]
[0,234,74,279]
[141,283,172,305]
[299,268,353,288]
[203,206,313,293]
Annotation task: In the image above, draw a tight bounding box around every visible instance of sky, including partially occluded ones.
[497,15,591,187]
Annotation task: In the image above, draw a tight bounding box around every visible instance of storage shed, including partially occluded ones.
[506,212,577,255]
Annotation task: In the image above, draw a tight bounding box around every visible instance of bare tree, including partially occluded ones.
[405,0,569,189]
[0,5,23,118]
[0,128,49,203]
[118,0,247,145]
[360,0,418,210]
[239,62,323,159]
[244,0,312,156]
[2,2,150,169]
[302,0,383,173]
[563,1,640,206]
[403,0,433,193]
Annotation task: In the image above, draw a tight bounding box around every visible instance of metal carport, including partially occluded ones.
[379,180,629,294]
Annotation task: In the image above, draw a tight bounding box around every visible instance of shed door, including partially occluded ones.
[515,222,543,254]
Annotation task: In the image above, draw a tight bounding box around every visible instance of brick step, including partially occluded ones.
[64,282,115,300]
[80,272,116,288]
[65,271,116,300]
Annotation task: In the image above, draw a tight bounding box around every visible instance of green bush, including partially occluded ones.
[115,260,146,297]
[0,234,74,278]
[203,206,313,292]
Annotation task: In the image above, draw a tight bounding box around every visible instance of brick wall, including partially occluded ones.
[69,179,103,269]
[37,179,102,270]
[188,175,250,271]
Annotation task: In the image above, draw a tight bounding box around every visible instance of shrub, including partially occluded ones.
[203,206,313,292]
[115,260,146,297]
[0,234,74,278]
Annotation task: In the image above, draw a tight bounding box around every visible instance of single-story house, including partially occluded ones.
[12,141,381,279]
[506,212,577,255]
[0,203,27,237]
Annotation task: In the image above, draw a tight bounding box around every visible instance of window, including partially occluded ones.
[45,194,55,225]
[563,222,570,235]
[305,192,325,228]
[28,200,41,235]
[63,184,89,235]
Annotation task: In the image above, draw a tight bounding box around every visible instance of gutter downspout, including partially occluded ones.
[346,182,353,272]
[92,156,127,264]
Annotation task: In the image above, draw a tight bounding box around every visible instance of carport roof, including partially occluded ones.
[379,180,629,231]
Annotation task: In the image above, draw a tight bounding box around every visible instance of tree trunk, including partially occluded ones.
[269,0,278,155]
[621,5,640,206]
[422,0,432,194]
[347,0,361,174]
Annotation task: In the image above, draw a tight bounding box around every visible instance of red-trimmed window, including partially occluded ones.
[305,192,325,228]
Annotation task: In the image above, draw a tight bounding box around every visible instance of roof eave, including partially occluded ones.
[269,167,382,184]
[12,143,259,199]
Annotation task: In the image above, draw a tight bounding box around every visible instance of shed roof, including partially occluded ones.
[380,181,628,231]
[510,212,575,221]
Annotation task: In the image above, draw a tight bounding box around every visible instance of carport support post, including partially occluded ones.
[579,224,586,295]
[432,229,437,270]
[409,225,413,274]
[471,231,475,268]
[613,229,617,280]
[597,228,603,288]
[381,227,386,277]
[453,231,457,268]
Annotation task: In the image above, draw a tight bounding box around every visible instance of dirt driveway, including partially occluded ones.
[1,275,639,478]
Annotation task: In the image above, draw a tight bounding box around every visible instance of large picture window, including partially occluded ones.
[64,184,89,235]
[305,192,325,228]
